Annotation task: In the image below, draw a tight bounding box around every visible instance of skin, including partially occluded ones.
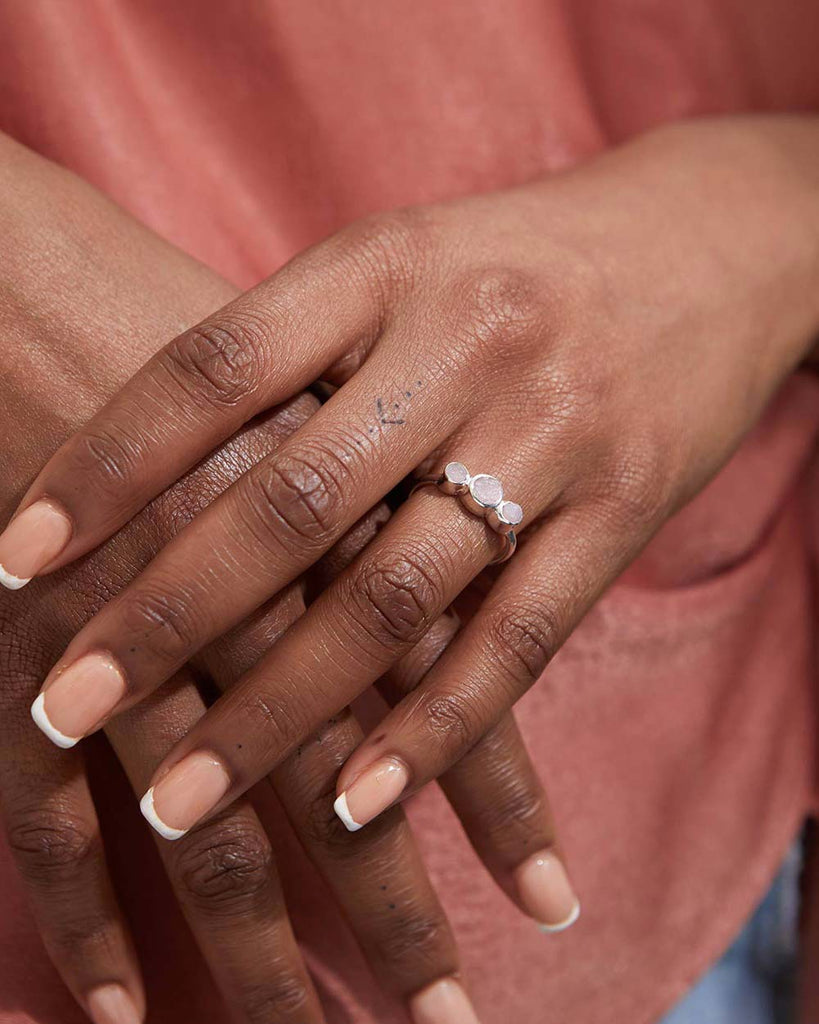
[15,115,819,841]
[0,134,568,1024]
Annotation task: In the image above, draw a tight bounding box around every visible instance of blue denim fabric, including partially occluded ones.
[659,843,801,1024]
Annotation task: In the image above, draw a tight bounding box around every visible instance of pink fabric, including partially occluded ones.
[2,2,819,1022]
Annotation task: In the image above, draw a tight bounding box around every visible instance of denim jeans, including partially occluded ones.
[659,843,801,1024]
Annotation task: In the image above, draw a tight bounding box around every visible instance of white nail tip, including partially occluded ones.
[30,693,79,749]
[0,563,31,590]
[538,901,581,934]
[139,788,187,841]
[333,792,363,832]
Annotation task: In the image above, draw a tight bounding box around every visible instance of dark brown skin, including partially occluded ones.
[0,134,564,1024]
[20,115,819,840]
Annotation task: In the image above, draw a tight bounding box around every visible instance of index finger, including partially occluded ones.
[0,223,393,587]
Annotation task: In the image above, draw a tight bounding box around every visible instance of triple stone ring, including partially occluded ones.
[410,461,523,564]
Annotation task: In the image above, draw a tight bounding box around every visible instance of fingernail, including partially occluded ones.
[0,499,72,589]
[515,850,580,933]
[334,757,409,831]
[410,978,481,1024]
[87,983,142,1024]
[140,751,230,840]
[31,653,126,748]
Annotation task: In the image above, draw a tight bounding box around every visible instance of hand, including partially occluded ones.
[14,116,819,844]
[0,135,575,1024]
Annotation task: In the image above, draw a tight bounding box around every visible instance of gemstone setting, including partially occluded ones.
[468,474,504,508]
[440,461,471,494]
[498,500,523,525]
[412,461,524,562]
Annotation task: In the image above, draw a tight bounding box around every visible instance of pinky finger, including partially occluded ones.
[438,714,580,933]
[379,622,580,934]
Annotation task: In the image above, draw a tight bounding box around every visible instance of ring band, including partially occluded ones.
[410,461,522,564]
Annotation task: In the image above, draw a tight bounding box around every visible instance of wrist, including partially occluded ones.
[657,115,819,365]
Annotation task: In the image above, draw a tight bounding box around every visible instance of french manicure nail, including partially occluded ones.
[87,983,142,1024]
[515,850,580,933]
[0,499,72,589]
[334,757,409,831]
[31,653,126,748]
[410,978,482,1024]
[140,751,230,840]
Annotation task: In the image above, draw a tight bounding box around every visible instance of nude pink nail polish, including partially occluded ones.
[140,751,231,840]
[410,978,482,1024]
[87,984,142,1024]
[0,499,72,589]
[515,850,580,932]
[334,757,409,831]
[31,653,126,748]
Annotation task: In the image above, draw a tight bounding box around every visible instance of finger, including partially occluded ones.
[273,710,479,1023]
[29,360,470,747]
[0,216,411,583]
[336,500,645,826]
[0,658,144,1023]
[379,619,580,933]
[435,712,581,935]
[104,673,328,1024]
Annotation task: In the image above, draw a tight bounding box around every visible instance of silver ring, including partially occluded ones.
[410,461,522,565]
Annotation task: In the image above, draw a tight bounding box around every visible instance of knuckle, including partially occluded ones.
[297,791,357,853]
[340,207,432,295]
[453,267,548,359]
[147,481,211,539]
[241,975,313,1023]
[602,439,672,530]
[70,424,142,505]
[349,552,443,649]
[120,582,200,659]
[235,687,309,758]
[475,778,548,845]
[47,917,116,960]
[486,604,562,682]
[174,820,274,913]
[7,808,97,886]
[242,446,347,552]
[376,907,448,969]
[162,315,268,408]
[414,689,477,749]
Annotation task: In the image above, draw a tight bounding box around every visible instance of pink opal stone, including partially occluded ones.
[499,500,523,525]
[469,474,503,507]
[443,461,470,487]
